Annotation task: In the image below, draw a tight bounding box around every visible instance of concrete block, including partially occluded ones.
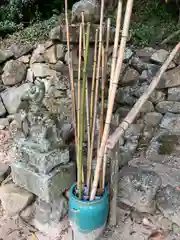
[11,161,76,202]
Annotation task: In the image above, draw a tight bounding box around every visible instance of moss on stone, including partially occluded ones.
[157,134,179,155]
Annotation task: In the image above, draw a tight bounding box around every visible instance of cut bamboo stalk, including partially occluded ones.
[89,29,98,136]
[79,23,91,197]
[104,18,111,82]
[109,0,122,94]
[65,0,76,135]
[87,28,98,188]
[90,0,134,200]
[98,44,105,191]
[107,42,180,150]
[87,0,105,194]
[99,18,111,191]
[65,0,78,187]
[77,23,82,184]
[102,146,108,190]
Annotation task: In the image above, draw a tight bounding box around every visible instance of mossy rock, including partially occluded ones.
[157,134,179,155]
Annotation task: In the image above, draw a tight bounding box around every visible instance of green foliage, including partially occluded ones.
[0,0,76,37]
[108,0,179,46]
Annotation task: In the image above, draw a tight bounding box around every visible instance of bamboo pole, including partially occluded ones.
[109,0,122,93]
[79,23,91,197]
[89,29,98,136]
[99,18,111,191]
[87,0,105,194]
[107,42,180,150]
[77,23,82,185]
[65,0,77,136]
[98,45,105,191]
[90,0,134,200]
[86,28,98,188]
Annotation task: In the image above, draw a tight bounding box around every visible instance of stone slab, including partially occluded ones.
[118,166,162,213]
[11,161,76,203]
[146,128,180,166]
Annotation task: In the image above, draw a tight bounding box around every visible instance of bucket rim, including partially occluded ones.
[69,183,108,204]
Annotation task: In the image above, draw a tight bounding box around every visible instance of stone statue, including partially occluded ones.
[14,80,70,174]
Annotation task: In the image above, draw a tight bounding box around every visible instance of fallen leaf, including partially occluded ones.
[148,230,166,240]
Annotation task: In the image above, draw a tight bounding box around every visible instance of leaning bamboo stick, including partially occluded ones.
[90,0,134,200]
[107,42,180,150]
[87,0,105,194]
[79,23,91,197]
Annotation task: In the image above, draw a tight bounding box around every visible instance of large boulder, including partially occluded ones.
[2,60,27,86]
[0,49,13,63]
[0,182,34,216]
[1,83,32,114]
[71,0,100,23]
[118,166,162,213]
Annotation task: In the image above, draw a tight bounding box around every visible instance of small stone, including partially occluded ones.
[118,166,162,213]
[168,87,180,101]
[174,51,180,65]
[0,99,6,117]
[0,118,9,130]
[116,87,136,106]
[72,0,100,23]
[20,203,35,222]
[116,106,131,119]
[149,90,166,104]
[31,63,57,77]
[1,83,32,114]
[158,67,180,89]
[140,100,154,113]
[56,44,65,60]
[156,101,180,113]
[10,43,33,58]
[2,59,27,86]
[0,183,34,216]
[0,49,14,63]
[156,185,180,226]
[151,49,168,63]
[140,64,160,82]
[54,61,65,72]
[33,196,68,225]
[123,47,133,63]
[44,45,57,64]
[0,163,10,184]
[160,113,180,134]
[11,162,76,203]
[151,49,176,69]
[18,54,31,64]
[143,112,163,126]
[121,67,139,84]
[30,44,45,65]
[136,47,156,60]
[26,68,34,82]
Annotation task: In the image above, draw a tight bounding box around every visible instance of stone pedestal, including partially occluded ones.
[12,161,75,203]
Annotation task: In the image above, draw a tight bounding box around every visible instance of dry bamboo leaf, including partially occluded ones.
[148,230,166,240]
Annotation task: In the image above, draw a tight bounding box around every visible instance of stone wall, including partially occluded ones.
[0,19,180,238]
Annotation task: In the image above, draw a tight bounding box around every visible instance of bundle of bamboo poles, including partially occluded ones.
[65,0,134,200]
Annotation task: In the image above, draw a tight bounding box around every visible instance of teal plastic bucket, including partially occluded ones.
[68,183,109,233]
